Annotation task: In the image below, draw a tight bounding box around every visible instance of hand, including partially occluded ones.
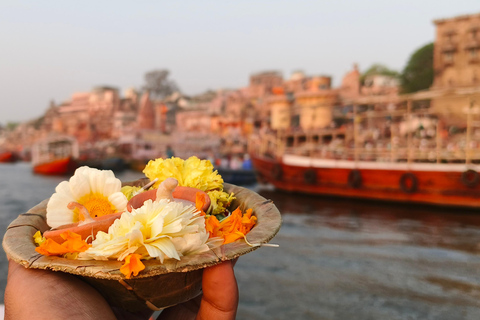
[5,259,238,320]
[157,260,238,320]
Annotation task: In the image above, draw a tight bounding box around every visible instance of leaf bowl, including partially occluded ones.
[2,180,282,312]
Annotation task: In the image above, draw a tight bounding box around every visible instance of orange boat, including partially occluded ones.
[250,89,480,209]
[33,156,78,175]
[31,135,79,175]
[0,151,16,163]
[251,155,480,209]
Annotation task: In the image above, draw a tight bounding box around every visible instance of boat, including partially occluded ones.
[249,88,480,209]
[78,156,128,172]
[31,135,79,175]
[216,167,257,185]
[0,151,17,163]
[128,158,149,172]
[100,157,127,172]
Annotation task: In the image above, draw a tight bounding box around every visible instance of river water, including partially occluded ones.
[1,162,480,319]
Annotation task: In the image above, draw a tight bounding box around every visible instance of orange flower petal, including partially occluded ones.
[223,232,245,245]
[35,238,71,256]
[35,231,90,256]
[205,215,221,236]
[195,192,206,216]
[120,253,146,279]
[60,231,90,252]
[206,207,256,244]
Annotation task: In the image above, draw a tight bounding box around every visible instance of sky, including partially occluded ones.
[1,1,480,124]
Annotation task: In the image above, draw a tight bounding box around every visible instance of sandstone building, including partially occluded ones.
[433,12,480,88]
[431,12,480,122]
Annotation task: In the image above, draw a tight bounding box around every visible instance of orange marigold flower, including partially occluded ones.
[205,214,221,236]
[35,231,90,256]
[195,192,206,216]
[60,231,91,252]
[120,253,146,279]
[205,207,257,244]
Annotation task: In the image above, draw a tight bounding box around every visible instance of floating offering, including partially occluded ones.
[3,156,281,312]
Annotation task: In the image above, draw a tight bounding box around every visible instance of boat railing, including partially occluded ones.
[283,145,480,163]
[31,139,78,166]
[247,136,480,164]
[248,89,480,165]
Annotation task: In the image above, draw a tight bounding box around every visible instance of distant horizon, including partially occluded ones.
[1,1,479,124]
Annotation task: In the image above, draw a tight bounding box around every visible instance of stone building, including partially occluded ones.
[48,87,121,143]
[339,64,361,100]
[433,12,480,88]
[35,86,178,160]
[268,94,291,130]
[268,72,339,132]
[361,74,399,96]
[249,71,283,99]
[137,91,155,130]
[266,63,403,135]
[431,12,480,121]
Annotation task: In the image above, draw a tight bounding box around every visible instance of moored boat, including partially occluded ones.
[250,88,480,209]
[251,155,480,208]
[216,167,258,185]
[0,151,17,163]
[78,156,128,172]
[32,135,79,175]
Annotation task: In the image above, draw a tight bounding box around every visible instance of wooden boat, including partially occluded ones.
[78,156,128,172]
[128,158,149,172]
[0,151,16,163]
[31,135,79,175]
[216,167,258,185]
[250,88,480,209]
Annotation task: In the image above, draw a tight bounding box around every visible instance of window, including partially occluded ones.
[469,28,478,40]
[286,92,295,102]
[469,48,478,58]
[444,52,454,64]
[467,46,480,64]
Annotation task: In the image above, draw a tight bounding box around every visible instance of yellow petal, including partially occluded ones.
[33,231,46,246]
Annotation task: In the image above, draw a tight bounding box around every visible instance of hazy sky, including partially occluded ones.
[1,1,479,124]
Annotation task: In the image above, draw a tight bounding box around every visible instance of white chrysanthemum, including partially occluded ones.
[46,166,128,228]
[79,199,221,263]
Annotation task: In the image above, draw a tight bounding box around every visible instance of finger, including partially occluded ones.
[5,260,117,320]
[196,260,238,320]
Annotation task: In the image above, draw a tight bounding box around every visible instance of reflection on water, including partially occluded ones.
[259,189,480,254]
[235,188,480,320]
[1,163,480,319]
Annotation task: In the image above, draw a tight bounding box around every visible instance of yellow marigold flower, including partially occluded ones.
[143,156,232,214]
[120,185,143,200]
[46,166,127,228]
[207,190,236,216]
[143,156,224,192]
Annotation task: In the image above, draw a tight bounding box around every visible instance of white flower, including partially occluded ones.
[46,166,127,228]
[79,199,220,263]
